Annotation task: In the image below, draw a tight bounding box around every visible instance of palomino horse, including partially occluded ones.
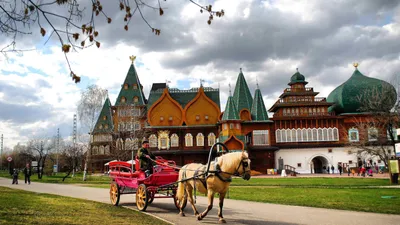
[176,151,251,223]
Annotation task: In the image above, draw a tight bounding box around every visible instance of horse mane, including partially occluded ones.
[217,152,248,173]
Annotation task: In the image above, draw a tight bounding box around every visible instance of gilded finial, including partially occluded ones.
[129,55,136,64]
[353,62,359,69]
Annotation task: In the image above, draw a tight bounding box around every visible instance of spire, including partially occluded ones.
[92,97,114,134]
[232,68,253,112]
[222,96,239,121]
[251,88,269,121]
[115,62,147,106]
[229,83,232,96]
[256,77,259,89]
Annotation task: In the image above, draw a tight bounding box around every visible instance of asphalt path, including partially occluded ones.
[0,178,399,225]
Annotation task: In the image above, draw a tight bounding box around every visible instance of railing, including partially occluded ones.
[276,112,336,117]
[276,97,327,104]
[284,165,297,176]
[151,87,219,93]
[284,87,314,93]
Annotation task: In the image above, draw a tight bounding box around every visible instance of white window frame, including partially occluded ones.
[171,134,179,147]
[348,128,359,142]
[149,134,157,148]
[253,130,269,146]
[196,133,204,146]
[208,133,216,146]
[185,133,193,147]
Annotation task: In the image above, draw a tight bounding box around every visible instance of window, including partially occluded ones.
[297,129,302,142]
[348,128,359,142]
[133,84,138,89]
[92,146,98,155]
[160,116,164,121]
[328,149,332,153]
[236,124,241,130]
[103,116,107,120]
[134,122,140,130]
[195,115,200,121]
[368,127,378,141]
[132,108,140,116]
[253,130,269,145]
[133,138,139,150]
[196,133,204,146]
[133,96,139,103]
[349,160,353,164]
[171,134,179,147]
[149,134,157,148]
[287,129,292,142]
[297,163,301,168]
[99,124,103,129]
[208,133,216,146]
[104,124,109,129]
[307,129,312,141]
[205,115,209,120]
[327,128,333,141]
[124,84,128,90]
[105,145,110,154]
[121,96,126,103]
[291,129,297,142]
[281,129,287,142]
[312,128,318,141]
[160,137,168,149]
[333,128,339,141]
[223,124,228,130]
[317,128,323,141]
[323,128,328,141]
[169,116,173,121]
[276,130,282,143]
[185,133,193,147]
[230,123,234,129]
[302,128,308,142]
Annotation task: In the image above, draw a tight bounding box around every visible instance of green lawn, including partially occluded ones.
[228,187,400,214]
[0,187,168,225]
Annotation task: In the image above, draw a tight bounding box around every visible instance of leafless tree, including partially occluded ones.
[27,137,55,179]
[346,81,398,167]
[60,143,84,181]
[0,0,224,83]
[77,84,107,180]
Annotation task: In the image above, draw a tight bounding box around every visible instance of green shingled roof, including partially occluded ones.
[288,69,308,85]
[115,64,146,106]
[251,88,270,121]
[147,87,220,109]
[92,97,114,134]
[222,96,239,121]
[232,69,253,112]
[327,68,397,114]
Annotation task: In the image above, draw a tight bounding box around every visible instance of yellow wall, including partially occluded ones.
[148,89,183,126]
[184,87,220,125]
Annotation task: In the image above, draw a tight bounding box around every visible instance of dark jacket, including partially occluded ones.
[23,167,32,176]
[137,147,155,169]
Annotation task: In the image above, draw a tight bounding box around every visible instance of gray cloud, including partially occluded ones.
[0,101,53,124]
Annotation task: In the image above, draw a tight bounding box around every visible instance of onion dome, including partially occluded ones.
[327,64,397,114]
[288,68,308,85]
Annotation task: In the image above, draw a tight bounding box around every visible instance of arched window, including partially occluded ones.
[368,127,378,142]
[281,129,287,142]
[333,128,339,141]
[276,130,282,143]
[287,129,292,142]
[99,145,105,155]
[105,145,110,155]
[125,138,132,150]
[133,96,139,103]
[116,138,123,150]
[312,128,318,141]
[208,133,216,146]
[323,128,328,141]
[328,128,333,141]
[171,134,179,147]
[124,83,129,90]
[133,84,138,89]
[307,128,312,141]
[317,128,323,141]
[196,133,204,146]
[149,134,157,148]
[302,128,308,142]
[121,96,126,103]
[185,133,193,147]
[297,128,302,142]
[133,138,139,150]
[92,146,98,155]
[291,129,297,142]
[348,128,359,142]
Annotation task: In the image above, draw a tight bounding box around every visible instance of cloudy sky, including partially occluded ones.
[1,0,400,148]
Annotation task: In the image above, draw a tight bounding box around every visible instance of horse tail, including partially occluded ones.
[176,165,187,201]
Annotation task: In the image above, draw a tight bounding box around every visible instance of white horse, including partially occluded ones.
[176,151,251,223]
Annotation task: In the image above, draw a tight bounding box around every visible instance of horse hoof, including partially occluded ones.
[179,212,185,217]
[219,219,226,224]
[197,215,203,221]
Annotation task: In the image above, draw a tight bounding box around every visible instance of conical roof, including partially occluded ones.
[92,97,114,134]
[327,67,397,114]
[222,96,239,121]
[232,69,253,112]
[251,88,269,121]
[115,64,146,106]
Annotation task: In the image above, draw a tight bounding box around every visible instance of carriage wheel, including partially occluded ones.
[110,182,120,206]
[173,190,187,210]
[136,184,148,211]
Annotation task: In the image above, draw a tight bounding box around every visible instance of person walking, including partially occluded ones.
[137,139,156,177]
[331,165,335,174]
[12,168,19,184]
[347,165,350,176]
[23,163,32,184]
[338,164,342,175]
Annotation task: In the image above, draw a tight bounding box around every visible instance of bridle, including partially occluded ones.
[233,157,251,178]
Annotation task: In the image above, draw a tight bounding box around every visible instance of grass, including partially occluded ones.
[231,177,391,187]
[228,186,400,214]
[0,187,169,225]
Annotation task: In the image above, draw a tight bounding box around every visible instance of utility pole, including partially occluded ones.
[0,134,3,170]
[72,114,77,177]
[57,128,60,173]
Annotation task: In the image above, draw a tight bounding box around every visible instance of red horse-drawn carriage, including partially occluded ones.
[108,156,187,211]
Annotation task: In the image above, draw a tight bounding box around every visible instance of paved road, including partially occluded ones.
[1,177,399,225]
